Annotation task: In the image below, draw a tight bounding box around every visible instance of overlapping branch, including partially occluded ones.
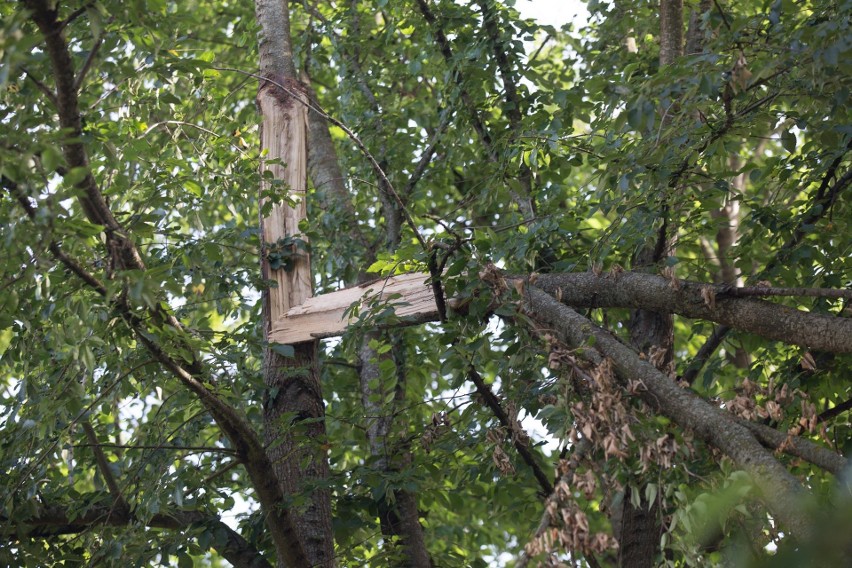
[736,419,847,475]
[508,280,818,539]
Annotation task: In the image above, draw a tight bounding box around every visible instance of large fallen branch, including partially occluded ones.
[511,279,820,539]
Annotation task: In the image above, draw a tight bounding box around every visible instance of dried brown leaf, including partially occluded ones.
[800,351,816,372]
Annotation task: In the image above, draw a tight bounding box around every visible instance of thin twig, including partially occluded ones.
[73,33,104,91]
[528,33,553,64]
[21,67,57,105]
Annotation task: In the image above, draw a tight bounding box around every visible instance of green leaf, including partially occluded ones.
[781,129,797,153]
[63,167,89,186]
[41,146,64,173]
[269,343,295,358]
[184,180,204,197]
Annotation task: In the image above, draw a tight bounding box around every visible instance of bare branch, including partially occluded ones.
[467,366,553,495]
[73,34,103,91]
[818,398,852,423]
[74,442,238,455]
[401,107,452,196]
[21,67,57,105]
[59,3,94,29]
[719,285,852,300]
[80,422,128,512]
[682,325,731,386]
[711,0,732,31]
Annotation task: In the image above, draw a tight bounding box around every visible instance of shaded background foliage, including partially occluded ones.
[1,0,850,566]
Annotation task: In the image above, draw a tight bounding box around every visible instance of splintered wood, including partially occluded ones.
[268,272,439,344]
[258,82,440,345]
[258,82,312,327]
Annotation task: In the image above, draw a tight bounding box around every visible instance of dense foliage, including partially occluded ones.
[1,0,850,566]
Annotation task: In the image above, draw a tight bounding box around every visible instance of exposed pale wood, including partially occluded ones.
[269,272,440,344]
[258,86,313,329]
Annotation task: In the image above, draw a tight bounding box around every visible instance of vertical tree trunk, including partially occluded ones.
[659,0,684,66]
[358,331,432,567]
[255,1,334,565]
[619,2,684,567]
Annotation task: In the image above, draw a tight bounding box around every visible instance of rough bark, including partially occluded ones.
[615,488,660,568]
[659,0,684,67]
[255,1,334,565]
[262,343,332,568]
[303,80,373,260]
[518,283,814,539]
[737,418,848,475]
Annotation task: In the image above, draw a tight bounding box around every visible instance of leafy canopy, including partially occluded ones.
[1,0,850,566]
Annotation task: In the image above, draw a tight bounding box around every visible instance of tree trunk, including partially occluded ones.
[619,2,683,566]
[358,331,432,567]
[255,0,334,565]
